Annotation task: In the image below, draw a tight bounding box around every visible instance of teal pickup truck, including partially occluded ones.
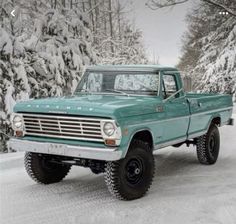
[8,65,234,200]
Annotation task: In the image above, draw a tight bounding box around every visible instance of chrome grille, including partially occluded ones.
[22,114,103,142]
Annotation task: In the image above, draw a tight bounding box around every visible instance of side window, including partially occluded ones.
[162,74,178,99]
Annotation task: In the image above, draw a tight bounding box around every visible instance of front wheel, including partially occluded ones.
[196,124,220,165]
[24,152,71,184]
[104,140,155,200]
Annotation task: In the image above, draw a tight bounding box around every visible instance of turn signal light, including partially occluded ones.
[15,130,23,137]
[105,139,116,146]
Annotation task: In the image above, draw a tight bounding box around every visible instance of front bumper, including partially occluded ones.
[8,138,122,161]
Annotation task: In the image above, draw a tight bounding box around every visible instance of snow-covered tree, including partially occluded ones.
[0,0,147,151]
[177,2,236,96]
[84,0,147,65]
[146,0,236,96]
[146,0,236,17]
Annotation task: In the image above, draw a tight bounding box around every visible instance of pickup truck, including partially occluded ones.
[8,65,234,200]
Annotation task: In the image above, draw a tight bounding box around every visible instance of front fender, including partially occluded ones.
[118,126,155,159]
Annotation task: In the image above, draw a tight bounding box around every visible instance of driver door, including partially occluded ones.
[161,73,189,143]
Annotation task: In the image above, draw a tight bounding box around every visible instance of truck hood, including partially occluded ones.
[14,94,162,119]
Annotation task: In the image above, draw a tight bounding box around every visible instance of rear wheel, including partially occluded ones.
[196,124,220,165]
[104,140,155,200]
[24,152,71,184]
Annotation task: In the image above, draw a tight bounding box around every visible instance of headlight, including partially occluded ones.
[12,114,23,130]
[103,122,115,136]
[101,120,122,146]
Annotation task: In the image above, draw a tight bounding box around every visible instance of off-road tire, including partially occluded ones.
[24,152,71,184]
[104,140,155,200]
[196,124,220,165]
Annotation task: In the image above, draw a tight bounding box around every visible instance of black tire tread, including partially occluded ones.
[196,124,220,165]
[196,134,208,164]
[104,140,155,200]
[24,152,71,184]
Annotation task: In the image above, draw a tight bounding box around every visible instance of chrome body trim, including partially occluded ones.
[154,137,187,150]
[190,107,232,117]
[128,115,190,127]
[154,130,207,150]
[128,106,233,127]
[8,139,122,161]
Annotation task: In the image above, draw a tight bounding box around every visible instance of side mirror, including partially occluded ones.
[163,88,184,103]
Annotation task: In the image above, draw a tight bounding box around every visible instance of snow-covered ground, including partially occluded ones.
[0,114,236,224]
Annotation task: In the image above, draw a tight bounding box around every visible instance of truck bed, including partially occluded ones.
[186,92,233,110]
[186,92,230,99]
[185,92,233,138]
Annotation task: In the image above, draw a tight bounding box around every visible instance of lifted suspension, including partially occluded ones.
[48,155,106,174]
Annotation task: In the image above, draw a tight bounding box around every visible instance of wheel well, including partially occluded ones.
[211,117,221,126]
[132,130,153,149]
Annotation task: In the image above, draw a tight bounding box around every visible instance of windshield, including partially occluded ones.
[75,71,159,96]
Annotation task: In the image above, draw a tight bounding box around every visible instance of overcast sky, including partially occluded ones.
[125,0,197,66]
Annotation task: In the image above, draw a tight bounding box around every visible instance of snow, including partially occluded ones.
[0,28,13,55]
[3,81,16,115]
[0,2,147,148]
[178,3,236,96]
[1,116,236,224]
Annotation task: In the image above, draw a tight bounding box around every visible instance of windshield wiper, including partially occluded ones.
[105,89,129,96]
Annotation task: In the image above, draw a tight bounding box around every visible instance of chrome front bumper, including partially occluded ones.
[8,139,122,161]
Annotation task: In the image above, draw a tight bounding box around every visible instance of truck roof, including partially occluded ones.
[86,64,178,72]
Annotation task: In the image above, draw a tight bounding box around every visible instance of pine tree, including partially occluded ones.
[178,2,236,96]
[0,0,148,151]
